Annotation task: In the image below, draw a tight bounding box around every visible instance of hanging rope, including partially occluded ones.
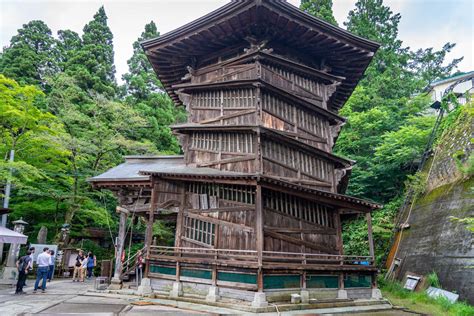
[123,188,143,264]
[100,192,116,247]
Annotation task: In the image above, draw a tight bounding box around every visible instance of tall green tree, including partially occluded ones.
[122,22,186,153]
[63,6,116,97]
[0,21,59,88]
[57,30,82,71]
[122,21,162,100]
[0,75,72,239]
[337,0,461,262]
[46,74,154,224]
[300,0,338,26]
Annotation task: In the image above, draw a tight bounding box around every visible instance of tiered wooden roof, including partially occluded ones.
[142,0,379,112]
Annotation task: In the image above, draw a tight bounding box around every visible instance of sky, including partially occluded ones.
[1,0,473,84]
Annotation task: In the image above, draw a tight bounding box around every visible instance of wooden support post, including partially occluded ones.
[255,184,264,292]
[174,184,187,283]
[144,181,158,278]
[335,210,343,255]
[366,212,375,262]
[110,205,128,288]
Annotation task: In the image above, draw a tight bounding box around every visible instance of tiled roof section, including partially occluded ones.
[139,166,252,179]
[88,155,184,182]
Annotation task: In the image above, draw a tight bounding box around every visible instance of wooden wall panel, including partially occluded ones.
[261,138,334,188]
[261,91,330,151]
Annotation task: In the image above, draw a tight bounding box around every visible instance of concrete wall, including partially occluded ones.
[396,104,473,303]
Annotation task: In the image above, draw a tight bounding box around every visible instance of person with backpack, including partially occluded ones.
[15,250,32,294]
[22,246,35,287]
[86,252,96,279]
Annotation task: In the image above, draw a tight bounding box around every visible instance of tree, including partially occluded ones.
[0,75,71,239]
[300,0,338,26]
[63,6,116,97]
[121,22,186,153]
[46,74,154,225]
[122,21,162,100]
[336,0,462,263]
[57,30,82,71]
[0,21,59,88]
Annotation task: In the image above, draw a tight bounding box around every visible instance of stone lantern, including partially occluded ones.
[6,218,28,267]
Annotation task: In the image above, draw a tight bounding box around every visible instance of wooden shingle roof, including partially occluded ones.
[142,0,379,112]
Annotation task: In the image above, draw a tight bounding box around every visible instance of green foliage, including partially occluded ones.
[122,21,162,100]
[300,0,338,25]
[0,8,186,243]
[335,0,462,264]
[380,278,474,316]
[0,21,59,88]
[426,271,441,288]
[121,21,186,153]
[62,6,116,97]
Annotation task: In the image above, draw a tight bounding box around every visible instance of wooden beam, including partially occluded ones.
[199,109,256,124]
[197,155,257,168]
[186,206,255,213]
[264,230,338,255]
[185,212,254,232]
[264,226,336,235]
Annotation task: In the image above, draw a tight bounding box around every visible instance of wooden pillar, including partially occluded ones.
[366,212,375,262]
[144,181,158,278]
[174,184,187,282]
[112,207,128,281]
[335,210,343,255]
[255,184,264,292]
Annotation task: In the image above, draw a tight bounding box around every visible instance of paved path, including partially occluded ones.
[0,279,209,316]
[0,279,416,315]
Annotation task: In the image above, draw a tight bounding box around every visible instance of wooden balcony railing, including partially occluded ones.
[148,246,374,270]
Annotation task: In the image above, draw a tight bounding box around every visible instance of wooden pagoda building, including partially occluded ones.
[90,0,381,306]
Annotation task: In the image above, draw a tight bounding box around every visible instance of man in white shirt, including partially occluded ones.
[33,247,51,293]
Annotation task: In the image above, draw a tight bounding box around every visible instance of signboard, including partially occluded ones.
[30,244,58,263]
[404,275,421,291]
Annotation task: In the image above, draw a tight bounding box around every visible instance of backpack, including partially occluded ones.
[18,255,29,271]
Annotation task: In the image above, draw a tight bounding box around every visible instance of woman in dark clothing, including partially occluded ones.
[86,252,96,278]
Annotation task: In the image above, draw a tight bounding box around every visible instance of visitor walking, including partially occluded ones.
[72,250,85,282]
[23,246,35,287]
[47,250,55,282]
[135,250,144,287]
[81,252,88,281]
[33,247,50,293]
[15,250,32,294]
[86,252,96,279]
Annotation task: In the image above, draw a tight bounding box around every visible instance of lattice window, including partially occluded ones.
[263,190,334,228]
[192,89,256,108]
[184,217,215,245]
[187,182,255,205]
[191,132,255,153]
